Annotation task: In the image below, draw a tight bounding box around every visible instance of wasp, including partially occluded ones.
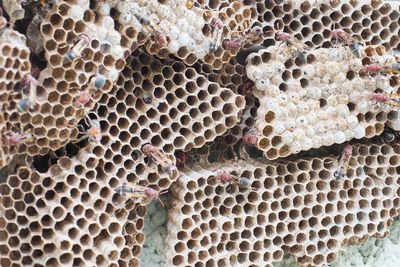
[360,63,385,77]
[370,92,400,109]
[331,29,352,46]
[208,169,254,190]
[63,33,91,64]
[333,145,353,179]
[331,27,365,58]
[266,29,310,61]
[360,58,399,77]
[73,73,106,109]
[133,13,168,49]
[72,115,103,144]
[209,18,224,53]
[223,27,264,52]
[73,89,92,108]
[242,129,259,146]
[142,143,176,173]
[3,128,34,146]
[15,74,39,113]
[114,182,167,206]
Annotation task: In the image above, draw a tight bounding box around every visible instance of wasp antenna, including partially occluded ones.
[274,20,283,31]
[85,112,100,125]
[122,222,128,235]
[207,176,217,181]
[80,114,90,127]
[264,29,275,35]
[159,189,168,196]
[86,110,99,119]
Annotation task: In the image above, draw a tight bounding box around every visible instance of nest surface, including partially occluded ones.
[0,0,400,267]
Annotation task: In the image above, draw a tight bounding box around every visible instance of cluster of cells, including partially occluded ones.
[189,55,261,161]
[257,0,400,52]
[0,29,31,166]
[0,147,147,266]
[167,142,400,267]
[0,30,30,97]
[246,45,399,160]
[199,1,257,69]
[106,0,256,69]
[0,0,127,162]
[25,0,123,152]
[187,0,400,160]
[0,0,400,266]
[0,41,245,266]
[95,48,244,191]
[197,57,255,127]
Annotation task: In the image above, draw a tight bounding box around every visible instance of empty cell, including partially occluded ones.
[54,29,67,42]
[272,250,283,261]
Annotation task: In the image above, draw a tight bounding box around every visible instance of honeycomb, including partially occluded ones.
[111,0,256,69]
[105,1,145,54]
[9,0,126,155]
[0,146,147,266]
[190,56,260,160]
[0,29,29,95]
[0,0,400,266]
[0,28,31,167]
[198,1,257,69]
[257,0,400,52]
[94,48,244,191]
[167,142,400,267]
[246,45,399,160]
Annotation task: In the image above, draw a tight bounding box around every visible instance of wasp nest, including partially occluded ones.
[189,54,262,159]
[0,29,29,95]
[258,0,400,52]
[246,45,398,160]
[0,146,146,266]
[91,48,245,192]
[0,29,31,166]
[1,0,400,266]
[167,142,400,267]
[111,0,256,69]
[120,49,246,153]
[1,0,127,158]
[199,1,256,69]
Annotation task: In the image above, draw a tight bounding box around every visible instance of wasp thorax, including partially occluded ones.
[144,188,158,199]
